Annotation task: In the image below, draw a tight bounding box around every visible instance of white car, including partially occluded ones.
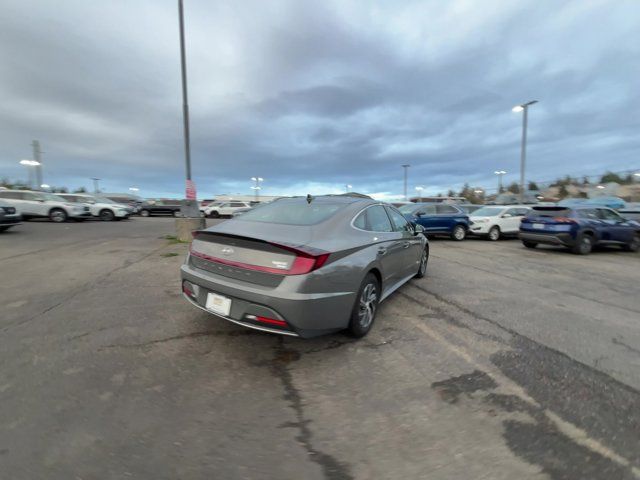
[205,201,253,218]
[59,194,132,221]
[469,205,531,240]
[0,190,92,223]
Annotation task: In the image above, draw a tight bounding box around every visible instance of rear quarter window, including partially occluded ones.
[527,208,572,218]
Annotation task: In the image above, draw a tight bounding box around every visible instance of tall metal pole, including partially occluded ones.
[519,106,528,204]
[91,177,101,193]
[32,140,43,190]
[402,164,410,201]
[178,0,191,183]
[254,177,259,202]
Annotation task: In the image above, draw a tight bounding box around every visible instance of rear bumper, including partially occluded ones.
[519,231,574,246]
[180,261,356,338]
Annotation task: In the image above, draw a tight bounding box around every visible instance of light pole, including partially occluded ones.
[415,186,424,202]
[251,177,264,202]
[345,184,352,193]
[19,159,41,189]
[91,177,101,193]
[512,100,538,203]
[494,170,507,193]
[32,140,43,190]
[402,164,410,201]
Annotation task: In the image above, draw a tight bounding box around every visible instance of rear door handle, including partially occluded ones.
[377,247,387,255]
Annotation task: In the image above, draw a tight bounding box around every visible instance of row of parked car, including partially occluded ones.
[0,189,135,231]
[393,201,640,255]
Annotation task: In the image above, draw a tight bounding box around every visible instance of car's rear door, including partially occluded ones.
[357,205,405,288]
[502,208,522,233]
[435,204,463,233]
[385,206,422,278]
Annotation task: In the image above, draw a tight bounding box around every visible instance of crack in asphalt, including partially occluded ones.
[612,337,640,357]
[99,329,258,349]
[272,338,353,480]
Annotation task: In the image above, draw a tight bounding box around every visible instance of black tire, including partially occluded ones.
[140,209,150,217]
[572,233,593,255]
[451,225,466,241]
[209,210,220,219]
[347,273,380,338]
[49,208,68,223]
[487,226,500,241]
[623,234,640,252]
[100,209,115,221]
[522,240,538,249]
[415,247,429,278]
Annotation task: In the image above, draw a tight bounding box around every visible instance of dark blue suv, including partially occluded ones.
[520,206,640,255]
[399,203,469,240]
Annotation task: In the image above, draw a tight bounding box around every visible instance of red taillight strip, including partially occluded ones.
[189,241,330,275]
[255,316,287,327]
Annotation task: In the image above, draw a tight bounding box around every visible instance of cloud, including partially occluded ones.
[0,0,638,197]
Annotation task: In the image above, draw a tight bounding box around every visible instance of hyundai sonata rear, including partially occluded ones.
[180,195,428,338]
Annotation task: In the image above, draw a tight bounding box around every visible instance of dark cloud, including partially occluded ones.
[0,0,638,198]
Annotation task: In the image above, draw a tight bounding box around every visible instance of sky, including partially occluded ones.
[1,0,638,200]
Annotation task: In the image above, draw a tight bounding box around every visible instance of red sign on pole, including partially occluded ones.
[186,179,196,200]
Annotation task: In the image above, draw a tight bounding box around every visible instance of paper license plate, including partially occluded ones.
[206,293,232,316]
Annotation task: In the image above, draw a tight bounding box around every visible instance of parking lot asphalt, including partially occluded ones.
[1,218,639,480]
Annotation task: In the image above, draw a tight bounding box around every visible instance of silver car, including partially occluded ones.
[181,195,429,338]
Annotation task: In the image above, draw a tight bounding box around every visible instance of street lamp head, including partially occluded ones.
[347,184,352,189]
[494,170,507,175]
[20,159,40,166]
[512,100,538,113]
[415,186,424,191]
[40,184,50,189]
[129,187,139,192]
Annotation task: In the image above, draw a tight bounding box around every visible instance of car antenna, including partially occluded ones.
[306,194,313,204]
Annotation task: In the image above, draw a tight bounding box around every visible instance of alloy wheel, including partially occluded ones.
[358,283,378,329]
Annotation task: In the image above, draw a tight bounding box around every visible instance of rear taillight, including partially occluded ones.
[553,217,577,223]
[273,243,330,275]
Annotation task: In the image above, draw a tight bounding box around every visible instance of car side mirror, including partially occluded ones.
[414,224,425,235]
[501,213,512,218]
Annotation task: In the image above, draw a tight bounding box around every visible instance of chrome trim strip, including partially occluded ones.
[182,293,300,337]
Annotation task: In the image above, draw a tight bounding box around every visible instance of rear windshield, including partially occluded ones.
[238,201,343,225]
[398,204,419,214]
[527,207,572,218]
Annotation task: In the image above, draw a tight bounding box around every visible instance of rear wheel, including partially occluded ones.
[488,226,500,241]
[415,247,429,278]
[100,209,115,221]
[572,233,593,255]
[347,273,380,338]
[140,209,150,217]
[623,234,640,252]
[49,208,68,223]
[522,240,538,249]
[209,210,220,218]
[451,225,466,241]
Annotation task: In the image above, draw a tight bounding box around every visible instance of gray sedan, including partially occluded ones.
[181,195,428,338]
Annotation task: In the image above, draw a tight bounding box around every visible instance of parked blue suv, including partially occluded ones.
[520,206,640,255]
[399,203,470,240]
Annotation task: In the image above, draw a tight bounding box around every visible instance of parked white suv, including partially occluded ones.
[59,194,131,221]
[204,201,252,218]
[0,190,92,223]
[469,205,530,240]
